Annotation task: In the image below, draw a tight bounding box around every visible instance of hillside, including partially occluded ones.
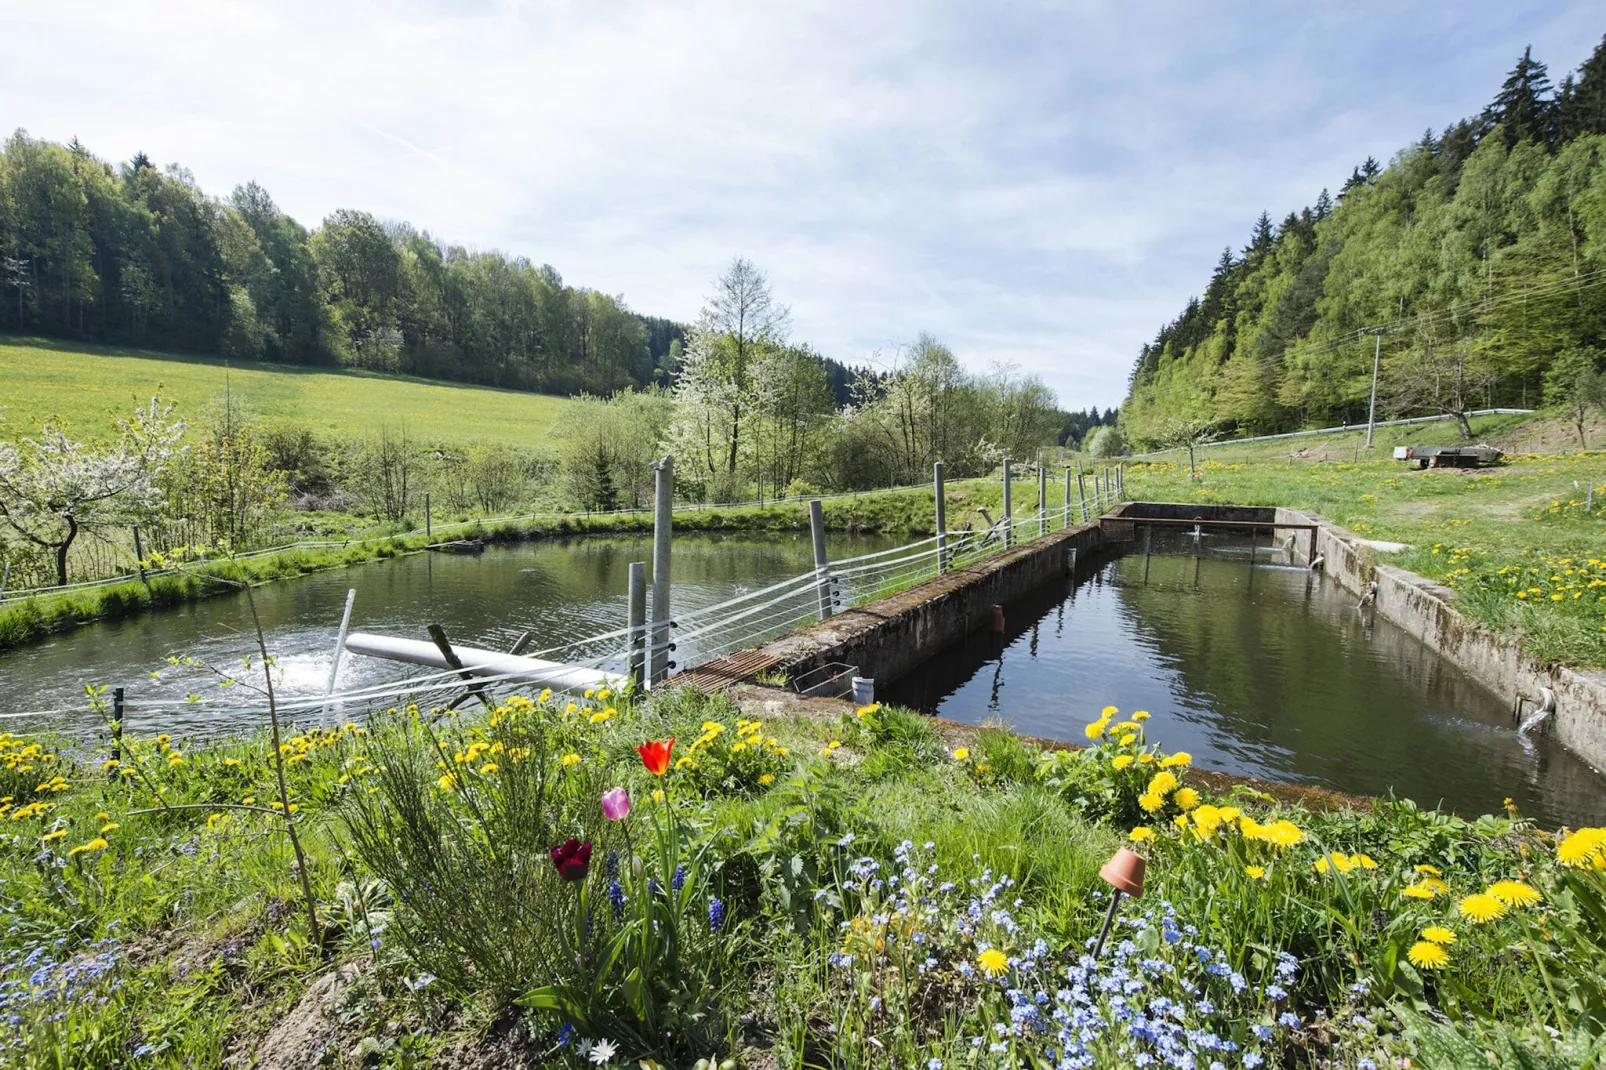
[1122,37,1606,446]
[0,335,568,448]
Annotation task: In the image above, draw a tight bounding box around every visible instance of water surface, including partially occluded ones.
[884,533,1606,828]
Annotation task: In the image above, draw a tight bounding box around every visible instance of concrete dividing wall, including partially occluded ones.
[1275,507,1606,777]
[753,521,1107,686]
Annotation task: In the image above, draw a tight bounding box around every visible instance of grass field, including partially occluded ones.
[0,335,570,447]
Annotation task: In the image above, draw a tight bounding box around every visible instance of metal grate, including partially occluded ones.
[672,649,786,694]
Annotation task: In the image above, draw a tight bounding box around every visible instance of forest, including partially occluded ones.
[1123,36,1606,445]
[0,131,688,396]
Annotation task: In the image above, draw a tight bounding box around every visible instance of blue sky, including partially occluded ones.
[3,1,1601,408]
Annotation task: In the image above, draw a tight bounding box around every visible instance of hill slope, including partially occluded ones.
[0,336,568,447]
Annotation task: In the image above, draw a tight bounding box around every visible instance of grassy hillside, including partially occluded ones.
[0,336,570,447]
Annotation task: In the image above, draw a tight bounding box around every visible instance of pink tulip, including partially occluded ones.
[601,786,630,821]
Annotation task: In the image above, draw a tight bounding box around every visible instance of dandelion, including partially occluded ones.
[1173,787,1200,810]
[1487,880,1541,907]
[1408,941,1450,970]
[437,773,457,791]
[41,829,66,842]
[953,748,970,761]
[1160,751,1192,768]
[1111,754,1135,770]
[977,948,1009,976]
[1458,892,1507,923]
[99,822,119,834]
[1128,826,1154,842]
[1138,792,1165,813]
[1245,865,1265,880]
[1146,771,1178,796]
[1132,711,1151,721]
[1421,926,1456,945]
[1118,733,1137,746]
[561,753,582,767]
[1557,827,1606,867]
[1084,719,1108,740]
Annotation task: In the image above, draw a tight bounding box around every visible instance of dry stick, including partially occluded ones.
[241,582,322,947]
[129,802,292,819]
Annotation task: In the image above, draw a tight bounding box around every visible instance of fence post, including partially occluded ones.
[1037,464,1047,538]
[131,526,148,584]
[627,561,647,687]
[809,499,834,619]
[111,686,125,762]
[1063,466,1072,529]
[1077,471,1089,522]
[1589,481,1595,514]
[322,589,357,715]
[934,461,947,574]
[425,492,432,540]
[649,455,674,686]
[1002,459,1013,548]
[1,560,10,601]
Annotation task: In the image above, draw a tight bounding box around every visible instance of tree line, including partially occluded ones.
[0,131,691,395]
[1123,36,1606,446]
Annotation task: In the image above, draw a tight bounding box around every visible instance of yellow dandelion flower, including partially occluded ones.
[95,812,110,822]
[41,830,67,842]
[1100,706,1118,717]
[977,948,1009,975]
[953,748,971,761]
[1138,792,1165,813]
[1421,926,1456,945]
[222,758,240,767]
[560,753,582,767]
[758,774,775,785]
[1159,752,1192,769]
[1146,771,1178,796]
[588,709,613,724]
[1173,788,1200,811]
[1458,893,1507,923]
[1128,826,1154,842]
[1245,865,1265,880]
[651,789,665,804]
[1111,754,1135,770]
[437,773,458,791]
[1118,733,1138,746]
[99,822,119,834]
[1084,719,1108,740]
[1132,711,1151,721]
[1556,828,1606,867]
[478,763,498,775]
[1138,754,1156,765]
[1487,880,1541,908]
[1415,864,1443,876]
[1407,941,1450,970]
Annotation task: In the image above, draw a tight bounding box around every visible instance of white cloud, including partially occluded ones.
[4,0,1600,406]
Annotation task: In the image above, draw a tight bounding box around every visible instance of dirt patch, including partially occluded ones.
[430,1013,542,1070]
[253,963,363,1070]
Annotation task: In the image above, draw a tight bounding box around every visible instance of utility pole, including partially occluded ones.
[1362,328,1388,450]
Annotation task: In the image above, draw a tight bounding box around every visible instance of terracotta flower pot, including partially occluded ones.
[1099,846,1146,898]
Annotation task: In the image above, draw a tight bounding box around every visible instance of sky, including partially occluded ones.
[3,1,1602,409]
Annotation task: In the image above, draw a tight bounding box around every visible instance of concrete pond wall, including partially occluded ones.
[744,499,1606,780]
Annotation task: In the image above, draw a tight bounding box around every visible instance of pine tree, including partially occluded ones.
[1244,212,1275,259]
[1487,46,1554,147]
[1566,34,1606,138]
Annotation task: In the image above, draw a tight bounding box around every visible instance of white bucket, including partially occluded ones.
[850,676,875,705]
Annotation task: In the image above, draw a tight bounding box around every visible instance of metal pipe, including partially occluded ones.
[627,562,646,687]
[809,499,834,619]
[111,686,124,762]
[649,455,673,685]
[1002,459,1013,548]
[1038,464,1047,538]
[1077,471,1088,522]
[425,492,432,540]
[934,461,947,574]
[346,632,626,691]
[323,588,356,712]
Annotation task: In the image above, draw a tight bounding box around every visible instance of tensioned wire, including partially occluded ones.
[18,494,1118,723]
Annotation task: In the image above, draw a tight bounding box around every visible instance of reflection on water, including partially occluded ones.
[2,532,899,737]
[884,535,1606,828]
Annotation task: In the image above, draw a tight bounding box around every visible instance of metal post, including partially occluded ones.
[1037,464,1047,538]
[131,525,147,584]
[1588,482,1595,514]
[0,560,8,601]
[649,455,674,686]
[111,686,125,762]
[323,588,356,712]
[1143,524,1152,585]
[934,461,947,574]
[1063,467,1072,529]
[627,562,647,687]
[1002,459,1013,548]
[1077,471,1089,522]
[425,492,432,540]
[809,499,834,619]
[1365,331,1382,448]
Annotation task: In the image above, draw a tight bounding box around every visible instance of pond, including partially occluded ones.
[883,532,1606,829]
[2,531,902,738]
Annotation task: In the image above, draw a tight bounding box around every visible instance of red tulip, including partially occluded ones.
[550,838,592,882]
[637,737,675,777]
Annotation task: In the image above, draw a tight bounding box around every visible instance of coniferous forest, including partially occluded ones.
[1123,37,1606,444]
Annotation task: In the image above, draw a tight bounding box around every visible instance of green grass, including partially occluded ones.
[1126,447,1606,666]
[0,335,570,447]
[5,689,1603,1068]
[1126,410,1537,466]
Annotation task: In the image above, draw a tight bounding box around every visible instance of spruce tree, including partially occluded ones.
[1567,34,1606,138]
[1314,188,1333,219]
[1487,45,1554,147]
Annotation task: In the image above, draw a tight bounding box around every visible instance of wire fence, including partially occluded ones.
[9,489,1120,733]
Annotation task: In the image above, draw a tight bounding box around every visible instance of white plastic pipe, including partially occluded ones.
[344,633,626,692]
